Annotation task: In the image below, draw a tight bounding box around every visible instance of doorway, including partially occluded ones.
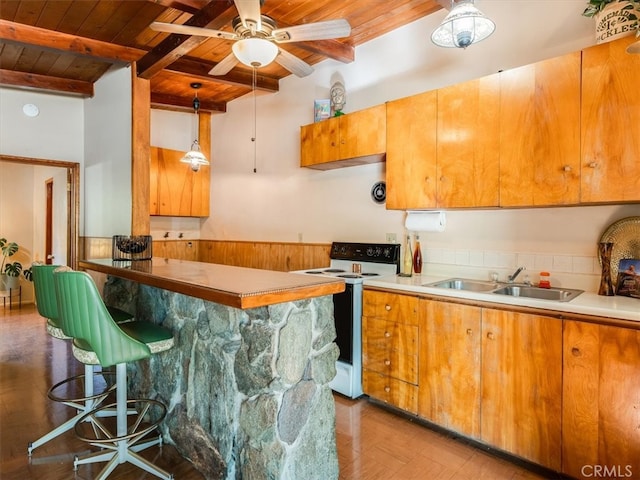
[0,154,79,270]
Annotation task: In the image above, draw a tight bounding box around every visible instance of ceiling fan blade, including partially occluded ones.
[209,52,239,76]
[275,48,314,77]
[150,22,239,40]
[272,19,351,43]
[234,0,262,32]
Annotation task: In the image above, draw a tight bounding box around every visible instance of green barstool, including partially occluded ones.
[28,264,134,456]
[54,269,174,480]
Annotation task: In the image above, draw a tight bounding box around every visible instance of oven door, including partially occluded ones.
[333,283,355,364]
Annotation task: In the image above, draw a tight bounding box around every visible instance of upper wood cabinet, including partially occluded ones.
[581,36,640,203]
[481,309,562,470]
[499,52,581,207]
[386,90,438,209]
[437,74,501,208]
[562,320,640,480]
[300,105,386,170]
[150,147,210,217]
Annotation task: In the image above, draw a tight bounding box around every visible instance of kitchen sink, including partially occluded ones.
[425,278,500,292]
[426,277,584,302]
[492,285,583,302]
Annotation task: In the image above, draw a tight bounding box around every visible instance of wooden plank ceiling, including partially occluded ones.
[0,0,444,113]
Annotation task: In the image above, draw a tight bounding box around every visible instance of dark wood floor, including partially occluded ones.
[1,303,547,480]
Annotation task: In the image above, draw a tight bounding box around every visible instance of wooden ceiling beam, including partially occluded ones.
[0,19,139,63]
[167,57,279,92]
[136,1,237,80]
[0,68,93,96]
[290,39,354,64]
[150,92,227,113]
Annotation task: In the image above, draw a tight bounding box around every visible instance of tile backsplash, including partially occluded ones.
[423,247,601,292]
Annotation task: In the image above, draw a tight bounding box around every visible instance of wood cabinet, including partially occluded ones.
[499,52,581,207]
[481,309,562,470]
[581,36,640,203]
[150,146,210,217]
[418,300,481,438]
[386,90,438,209]
[362,290,419,413]
[300,105,386,170]
[562,320,640,479]
[436,74,500,208]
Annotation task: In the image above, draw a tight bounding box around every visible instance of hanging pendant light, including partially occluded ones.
[181,82,210,172]
[431,0,495,49]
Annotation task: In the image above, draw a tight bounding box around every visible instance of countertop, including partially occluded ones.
[79,258,345,309]
[364,273,640,324]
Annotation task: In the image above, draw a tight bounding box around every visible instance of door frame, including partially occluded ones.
[0,154,80,269]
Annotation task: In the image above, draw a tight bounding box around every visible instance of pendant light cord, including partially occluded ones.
[252,67,257,174]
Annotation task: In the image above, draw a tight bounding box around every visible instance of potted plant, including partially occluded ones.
[583,0,640,44]
[0,237,31,290]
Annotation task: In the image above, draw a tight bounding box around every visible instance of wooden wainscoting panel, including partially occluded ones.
[198,240,331,272]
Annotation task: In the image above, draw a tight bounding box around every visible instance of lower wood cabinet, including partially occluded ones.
[418,300,481,438]
[562,320,640,480]
[481,309,562,471]
[362,290,419,414]
[364,290,638,476]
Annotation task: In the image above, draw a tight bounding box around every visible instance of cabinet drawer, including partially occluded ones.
[363,370,418,414]
[363,290,419,325]
[364,317,418,356]
[363,348,418,384]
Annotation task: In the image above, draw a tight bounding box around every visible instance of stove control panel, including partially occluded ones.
[330,242,401,266]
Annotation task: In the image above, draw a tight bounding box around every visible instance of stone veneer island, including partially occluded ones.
[79,258,345,480]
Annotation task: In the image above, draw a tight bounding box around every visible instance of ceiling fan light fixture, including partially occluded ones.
[431,0,495,49]
[232,38,279,68]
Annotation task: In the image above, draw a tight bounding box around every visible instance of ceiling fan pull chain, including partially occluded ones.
[252,67,257,173]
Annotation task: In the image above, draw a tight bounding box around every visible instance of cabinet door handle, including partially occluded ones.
[571,347,581,357]
[588,162,598,168]
[384,331,391,338]
[384,359,391,366]
[385,304,391,311]
[466,328,473,336]
[563,165,572,172]
[384,386,391,393]
[487,332,495,340]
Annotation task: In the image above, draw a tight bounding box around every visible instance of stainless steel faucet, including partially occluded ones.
[507,266,526,283]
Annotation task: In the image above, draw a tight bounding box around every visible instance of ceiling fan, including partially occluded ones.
[150,0,351,78]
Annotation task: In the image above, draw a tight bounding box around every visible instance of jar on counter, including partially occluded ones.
[539,271,551,288]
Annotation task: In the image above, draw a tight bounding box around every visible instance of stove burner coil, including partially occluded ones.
[324,269,346,273]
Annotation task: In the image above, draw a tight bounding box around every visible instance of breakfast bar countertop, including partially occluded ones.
[79,258,345,310]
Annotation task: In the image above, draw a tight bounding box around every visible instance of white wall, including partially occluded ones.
[83,65,133,237]
[184,0,638,290]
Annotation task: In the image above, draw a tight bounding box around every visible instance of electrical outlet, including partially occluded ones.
[298,233,303,243]
[386,233,397,243]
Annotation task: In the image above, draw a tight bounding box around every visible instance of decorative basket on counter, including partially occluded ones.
[112,235,152,261]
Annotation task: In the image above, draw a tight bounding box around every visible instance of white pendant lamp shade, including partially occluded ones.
[431,0,495,49]
[232,38,279,68]
[180,140,209,172]
[181,82,209,172]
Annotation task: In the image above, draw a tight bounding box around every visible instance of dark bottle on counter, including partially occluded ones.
[413,234,423,274]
